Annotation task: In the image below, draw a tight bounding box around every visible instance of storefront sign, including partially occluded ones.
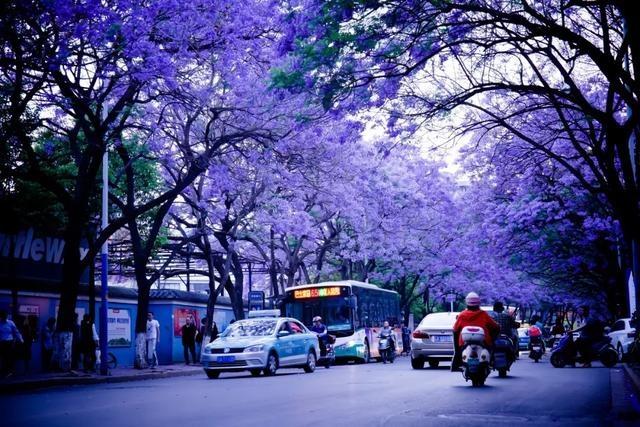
[0,228,90,285]
[107,309,131,347]
[18,304,40,317]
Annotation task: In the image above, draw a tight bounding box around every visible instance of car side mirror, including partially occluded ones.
[277,330,290,338]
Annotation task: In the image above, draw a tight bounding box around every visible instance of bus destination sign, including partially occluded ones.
[293,287,343,299]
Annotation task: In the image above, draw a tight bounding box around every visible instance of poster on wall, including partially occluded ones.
[107,308,131,347]
[174,308,199,337]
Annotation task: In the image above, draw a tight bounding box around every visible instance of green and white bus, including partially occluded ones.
[282,280,402,362]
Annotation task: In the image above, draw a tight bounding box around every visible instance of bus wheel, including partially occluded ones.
[359,341,370,364]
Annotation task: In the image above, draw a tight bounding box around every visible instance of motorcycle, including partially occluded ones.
[317,341,335,369]
[528,335,545,362]
[378,331,395,364]
[460,326,491,387]
[545,334,563,350]
[550,333,617,368]
[493,335,515,377]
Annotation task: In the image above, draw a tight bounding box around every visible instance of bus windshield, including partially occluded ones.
[286,297,353,337]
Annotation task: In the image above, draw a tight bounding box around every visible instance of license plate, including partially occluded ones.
[217,356,236,363]
[532,346,541,351]
[433,335,452,343]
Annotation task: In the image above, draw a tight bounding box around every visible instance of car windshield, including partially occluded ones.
[220,319,277,337]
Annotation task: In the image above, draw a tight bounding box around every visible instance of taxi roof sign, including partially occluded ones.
[247,309,281,318]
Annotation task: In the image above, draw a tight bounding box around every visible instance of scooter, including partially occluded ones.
[528,335,545,362]
[493,335,515,377]
[317,341,335,369]
[460,326,491,387]
[378,331,395,364]
[550,333,617,368]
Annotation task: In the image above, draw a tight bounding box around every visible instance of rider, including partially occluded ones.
[378,320,396,354]
[569,306,604,367]
[451,292,500,371]
[311,316,329,357]
[490,301,519,355]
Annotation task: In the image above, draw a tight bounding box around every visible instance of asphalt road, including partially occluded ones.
[2,355,618,427]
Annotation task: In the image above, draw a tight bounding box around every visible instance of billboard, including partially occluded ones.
[108,308,132,347]
[0,228,90,285]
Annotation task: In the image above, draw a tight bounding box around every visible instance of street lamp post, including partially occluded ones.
[99,107,109,375]
[445,293,456,312]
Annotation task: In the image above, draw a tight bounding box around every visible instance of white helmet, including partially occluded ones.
[465,292,481,307]
[312,316,322,322]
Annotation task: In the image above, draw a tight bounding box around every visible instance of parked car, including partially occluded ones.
[517,327,530,351]
[201,310,319,378]
[607,318,636,361]
[410,312,459,369]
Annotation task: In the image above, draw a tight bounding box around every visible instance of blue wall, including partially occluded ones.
[0,289,239,371]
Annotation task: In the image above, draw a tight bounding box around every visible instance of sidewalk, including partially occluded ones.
[0,363,203,394]
[609,363,640,425]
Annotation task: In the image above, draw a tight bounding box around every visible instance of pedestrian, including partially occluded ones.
[71,313,81,370]
[551,318,565,336]
[146,312,160,368]
[0,310,24,378]
[181,315,197,365]
[80,314,99,372]
[401,324,411,356]
[211,320,219,342]
[41,317,55,371]
[196,316,206,351]
[16,315,35,374]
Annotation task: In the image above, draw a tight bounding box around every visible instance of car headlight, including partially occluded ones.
[203,347,212,354]
[244,344,265,353]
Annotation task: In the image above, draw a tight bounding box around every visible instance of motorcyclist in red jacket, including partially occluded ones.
[451,292,500,371]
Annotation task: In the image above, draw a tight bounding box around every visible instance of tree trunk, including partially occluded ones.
[135,333,147,368]
[134,279,151,369]
[53,220,84,371]
[269,227,279,297]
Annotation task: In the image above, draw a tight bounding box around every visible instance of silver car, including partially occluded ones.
[410,312,459,369]
[201,312,319,378]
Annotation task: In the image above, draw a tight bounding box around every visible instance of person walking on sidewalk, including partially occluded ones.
[15,315,35,374]
[71,313,81,370]
[41,317,55,371]
[0,310,23,378]
[146,312,160,368]
[181,315,198,365]
[80,314,99,372]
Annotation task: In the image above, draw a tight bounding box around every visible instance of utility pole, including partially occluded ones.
[99,106,109,375]
[624,18,639,316]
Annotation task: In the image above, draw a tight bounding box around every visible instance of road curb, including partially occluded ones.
[0,367,202,394]
[622,363,640,394]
